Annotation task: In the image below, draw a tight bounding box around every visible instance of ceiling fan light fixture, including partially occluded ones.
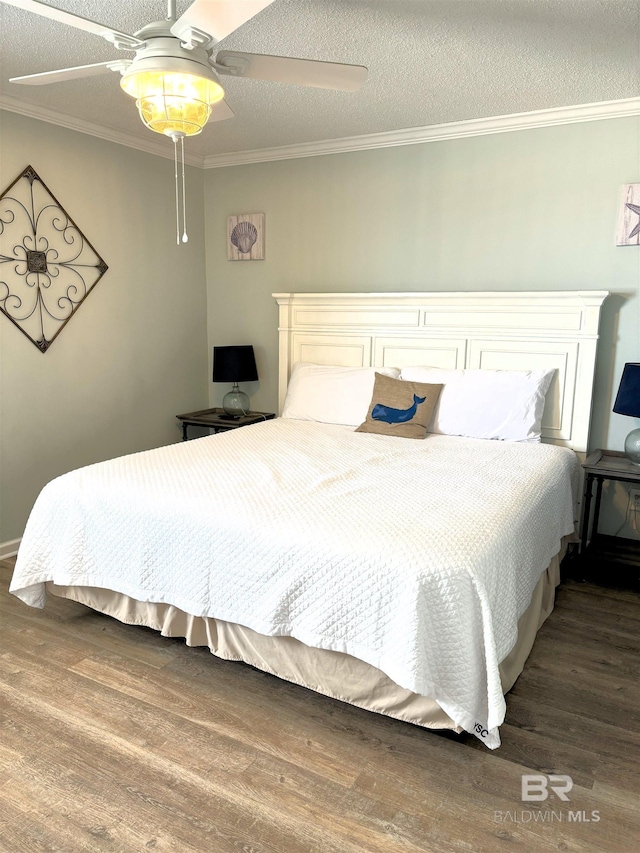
[120,63,224,136]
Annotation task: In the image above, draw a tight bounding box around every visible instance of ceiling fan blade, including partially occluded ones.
[215,51,368,92]
[209,99,235,123]
[9,60,129,86]
[2,0,143,49]
[171,0,275,47]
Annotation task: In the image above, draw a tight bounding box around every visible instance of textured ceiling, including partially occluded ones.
[0,0,638,159]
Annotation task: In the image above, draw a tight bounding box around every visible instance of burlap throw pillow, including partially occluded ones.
[356,373,443,439]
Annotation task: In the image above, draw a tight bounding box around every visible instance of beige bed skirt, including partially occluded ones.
[47,541,566,734]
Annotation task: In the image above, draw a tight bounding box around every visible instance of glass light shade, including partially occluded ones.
[624,427,640,466]
[121,70,224,136]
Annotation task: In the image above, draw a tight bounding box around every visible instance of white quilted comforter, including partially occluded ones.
[11,419,579,748]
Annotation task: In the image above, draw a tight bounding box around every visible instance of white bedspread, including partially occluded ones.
[11,420,579,748]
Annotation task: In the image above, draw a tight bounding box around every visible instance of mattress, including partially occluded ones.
[11,419,579,747]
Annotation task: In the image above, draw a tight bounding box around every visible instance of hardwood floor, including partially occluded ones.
[1,556,638,852]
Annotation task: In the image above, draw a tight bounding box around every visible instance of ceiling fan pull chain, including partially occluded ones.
[169,131,187,246]
[172,134,180,246]
[181,135,188,243]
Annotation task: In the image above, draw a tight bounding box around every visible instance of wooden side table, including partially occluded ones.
[580,449,640,555]
[176,407,275,441]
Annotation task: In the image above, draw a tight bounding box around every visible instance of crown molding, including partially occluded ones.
[2,94,638,171]
[0,94,206,167]
[203,97,640,169]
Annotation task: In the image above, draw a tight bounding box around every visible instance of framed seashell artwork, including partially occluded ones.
[616,184,640,246]
[227,213,265,260]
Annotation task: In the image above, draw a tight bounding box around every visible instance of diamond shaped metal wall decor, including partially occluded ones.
[0,165,108,352]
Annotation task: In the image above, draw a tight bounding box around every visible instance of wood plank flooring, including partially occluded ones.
[1,557,638,852]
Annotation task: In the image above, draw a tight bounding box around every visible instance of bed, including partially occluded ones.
[10,290,608,748]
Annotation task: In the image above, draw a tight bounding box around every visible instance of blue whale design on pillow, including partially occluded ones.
[371,394,426,424]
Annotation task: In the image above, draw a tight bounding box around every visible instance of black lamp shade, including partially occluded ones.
[613,363,640,418]
[212,345,258,383]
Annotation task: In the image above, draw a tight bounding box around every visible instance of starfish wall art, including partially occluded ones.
[616,183,640,247]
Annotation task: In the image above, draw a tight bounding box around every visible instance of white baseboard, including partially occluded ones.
[0,539,20,559]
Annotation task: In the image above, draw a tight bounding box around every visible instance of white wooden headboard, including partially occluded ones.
[273,291,608,454]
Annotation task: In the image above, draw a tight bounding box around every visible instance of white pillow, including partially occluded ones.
[399,366,555,441]
[282,363,400,426]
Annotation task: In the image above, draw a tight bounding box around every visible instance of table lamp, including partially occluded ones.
[213,345,258,417]
[612,362,640,465]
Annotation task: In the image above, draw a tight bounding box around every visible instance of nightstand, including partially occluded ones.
[176,407,275,441]
[580,449,640,587]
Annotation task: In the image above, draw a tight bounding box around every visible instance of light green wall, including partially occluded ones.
[1,112,638,544]
[204,116,640,534]
[0,111,208,543]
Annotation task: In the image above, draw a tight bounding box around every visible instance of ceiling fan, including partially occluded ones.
[5,0,368,133]
[4,0,368,243]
